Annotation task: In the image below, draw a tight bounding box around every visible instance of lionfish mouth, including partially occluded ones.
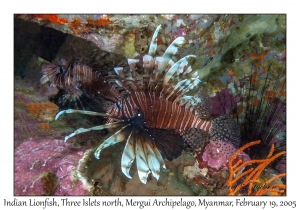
[47,25,240,184]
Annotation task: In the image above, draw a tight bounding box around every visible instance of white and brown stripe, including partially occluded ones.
[107,91,212,132]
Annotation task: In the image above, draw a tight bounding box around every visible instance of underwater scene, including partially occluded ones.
[14,14,286,196]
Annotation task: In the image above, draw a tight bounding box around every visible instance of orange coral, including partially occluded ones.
[233,105,243,118]
[206,34,213,45]
[250,70,258,84]
[250,50,267,61]
[39,123,50,130]
[26,102,58,121]
[227,140,286,196]
[280,90,286,97]
[227,69,234,76]
[251,98,259,106]
[87,16,112,27]
[33,14,68,24]
[68,18,82,34]
[263,90,278,102]
[280,79,286,97]
[67,16,113,34]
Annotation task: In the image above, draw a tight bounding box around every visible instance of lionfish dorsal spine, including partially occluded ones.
[155,37,186,81]
[163,55,196,85]
[148,24,162,55]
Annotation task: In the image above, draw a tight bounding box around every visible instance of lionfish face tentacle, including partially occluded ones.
[148,24,161,55]
[46,25,241,184]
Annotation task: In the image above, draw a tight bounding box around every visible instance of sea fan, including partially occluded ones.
[43,25,241,184]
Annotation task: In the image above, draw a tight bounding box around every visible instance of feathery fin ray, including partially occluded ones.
[94,125,130,159]
[121,130,135,179]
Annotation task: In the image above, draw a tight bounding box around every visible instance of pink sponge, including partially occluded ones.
[198,139,250,171]
[14,139,89,195]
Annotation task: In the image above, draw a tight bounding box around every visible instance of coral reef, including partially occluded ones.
[16,14,286,85]
[14,139,88,195]
[183,139,250,195]
[78,149,198,196]
[14,14,286,196]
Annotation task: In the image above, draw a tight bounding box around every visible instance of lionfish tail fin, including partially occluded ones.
[210,115,241,148]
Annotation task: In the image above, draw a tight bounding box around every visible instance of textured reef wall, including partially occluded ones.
[14,14,286,196]
[16,14,286,84]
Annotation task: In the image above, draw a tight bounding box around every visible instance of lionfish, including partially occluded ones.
[40,25,240,184]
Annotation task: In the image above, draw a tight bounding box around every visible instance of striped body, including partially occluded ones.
[108,91,211,132]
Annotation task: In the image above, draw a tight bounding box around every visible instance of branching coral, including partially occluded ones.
[227,140,286,196]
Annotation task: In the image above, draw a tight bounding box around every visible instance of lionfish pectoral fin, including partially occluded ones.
[210,115,241,148]
[55,109,111,120]
[135,137,151,184]
[94,124,130,159]
[152,145,166,169]
[121,130,135,179]
[149,129,185,161]
[144,140,161,180]
[64,121,124,142]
